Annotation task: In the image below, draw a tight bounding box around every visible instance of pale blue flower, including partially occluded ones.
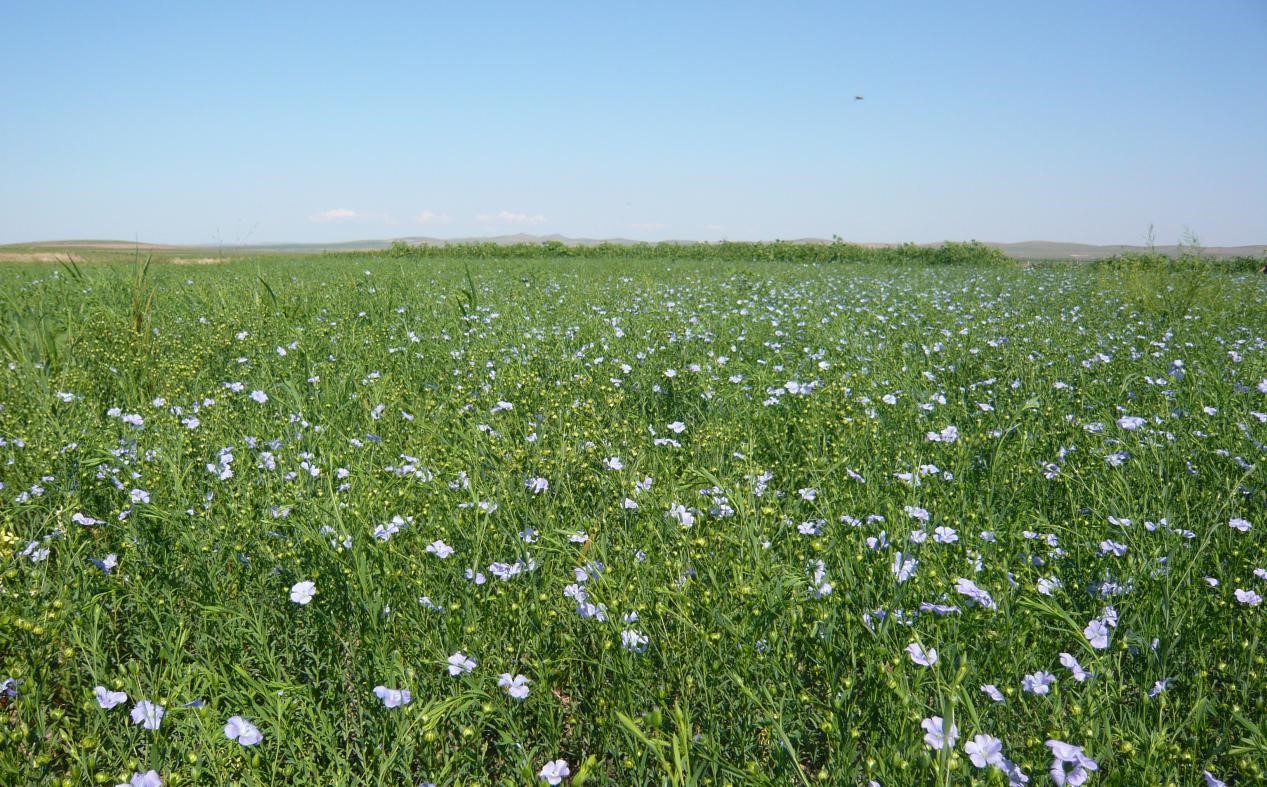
[426,540,454,558]
[94,685,128,709]
[906,642,937,667]
[964,733,1004,768]
[1,677,20,698]
[224,715,263,745]
[1046,739,1097,786]
[954,577,996,609]
[1233,588,1261,605]
[130,699,164,730]
[1059,653,1091,682]
[539,759,570,785]
[892,552,918,583]
[447,652,476,676]
[921,716,957,750]
[117,770,162,787]
[1083,618,1110,649]
[90,554,119,574]
[525,477,549,494]
[1022,671,1056,695]
[373,686,412,708]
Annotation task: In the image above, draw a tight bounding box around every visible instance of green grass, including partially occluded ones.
[1,253,1265,786]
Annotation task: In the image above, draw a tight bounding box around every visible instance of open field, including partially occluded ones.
[5,237,1265,261]
[1,252,1266,785]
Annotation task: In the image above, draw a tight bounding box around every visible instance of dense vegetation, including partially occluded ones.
[1,253,1265,785]
[387,239,1015,266]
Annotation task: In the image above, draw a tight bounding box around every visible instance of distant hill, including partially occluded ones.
[4,236,1264,260]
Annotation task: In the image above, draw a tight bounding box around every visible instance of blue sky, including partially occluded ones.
[3,1,1265,245]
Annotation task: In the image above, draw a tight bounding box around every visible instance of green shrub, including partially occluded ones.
[1100,239,1229,321]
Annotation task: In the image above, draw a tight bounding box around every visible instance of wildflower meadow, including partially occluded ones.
[1,250,1265,786]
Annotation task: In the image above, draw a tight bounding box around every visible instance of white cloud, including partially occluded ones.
[309,208,358,223]
[476,210,546,226]
[416,210,452,225]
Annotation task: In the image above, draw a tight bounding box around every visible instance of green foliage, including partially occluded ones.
[387,238,1015,266]
[927,240,1011,266]
[0,253,1264,785]
[1097,235,1238,324]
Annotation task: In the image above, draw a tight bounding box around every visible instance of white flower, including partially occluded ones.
[604,456,624,471]
[289,580,316,605]
[498,673,530,700]
[1229,517,1252,532]
[668,503,695,527]
[250,390,268,403]
[224,715,263,745]
[621,628,649,653]
[447,651,476,676]
[539,759,571,785]
[1037,576,1062,596]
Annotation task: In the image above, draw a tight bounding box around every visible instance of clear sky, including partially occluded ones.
[3,1,1265,246]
